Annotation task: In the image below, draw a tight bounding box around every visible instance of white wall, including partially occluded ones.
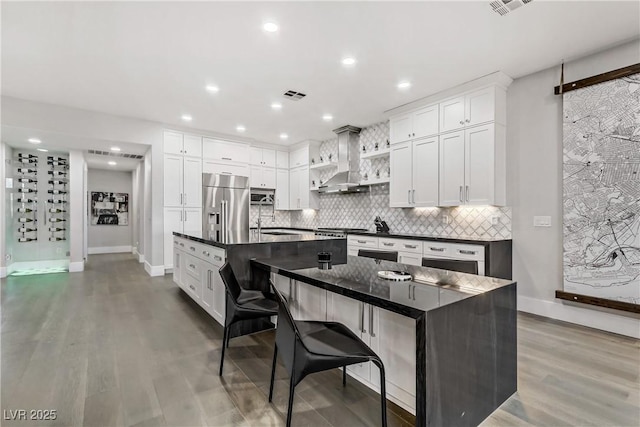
[87,169,133,253]
[507,39,640,338]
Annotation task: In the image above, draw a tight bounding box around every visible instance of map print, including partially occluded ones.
[563,72,640,306]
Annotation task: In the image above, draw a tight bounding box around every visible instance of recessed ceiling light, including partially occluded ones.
[271,102,282,110]
[397,81,412,89]
[236,125,246,132]
[280,133,289,140]
[342,57,356,66]
[322,114,333,121]
[37,148,48,152]
[206,85,219,93]
[263,22,278,32]
[108,161,117,166]
[181,114,192,122]
[111,146,121,152]
[28,138,41,144]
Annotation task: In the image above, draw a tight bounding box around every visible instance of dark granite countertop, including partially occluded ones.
[252,255,515,318]
[173,231,342,249]
[346,230,511,245]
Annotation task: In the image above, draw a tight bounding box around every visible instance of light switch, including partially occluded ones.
[533,216,551,227]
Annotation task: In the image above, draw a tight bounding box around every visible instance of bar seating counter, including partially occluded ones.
[251,255,517,427]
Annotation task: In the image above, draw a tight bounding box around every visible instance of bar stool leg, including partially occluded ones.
[342,366,347,387]
[269,345,278,402]
[219,326,228,376]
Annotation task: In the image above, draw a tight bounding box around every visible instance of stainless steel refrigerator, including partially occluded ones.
[202,174,250,243]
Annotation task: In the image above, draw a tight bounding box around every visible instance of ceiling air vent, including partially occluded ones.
[87,149,144,160]
[490,0,534,16]
[283,90,307,101]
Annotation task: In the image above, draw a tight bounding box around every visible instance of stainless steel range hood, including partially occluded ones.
[318,125,369,194]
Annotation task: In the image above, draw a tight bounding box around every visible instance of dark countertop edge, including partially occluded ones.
[173,231,344,248]
[252,259,425,319]
[346,231,512,245]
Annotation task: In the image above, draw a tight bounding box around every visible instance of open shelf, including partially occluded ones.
[360,177,390,186]
[361,148,390,160]
[309,161,338,170]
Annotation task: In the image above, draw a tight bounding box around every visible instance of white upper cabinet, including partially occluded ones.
[440,87,504,133]
[250,147,276,168]
[275,168,290,210]
[163,154,183,207]
[164,131,202,157]
[202,138,249,162]
[390,104,439,144]
[290,146,309,167]
[276,151,289,169]
[250,165,276,188]
[183,157,202,207]
[439,123,504,206]
[389,137,438,208]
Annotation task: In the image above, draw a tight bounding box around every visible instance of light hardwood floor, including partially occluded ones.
[1,253,639,426]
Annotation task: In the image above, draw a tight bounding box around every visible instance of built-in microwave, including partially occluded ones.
[250,189,275,205]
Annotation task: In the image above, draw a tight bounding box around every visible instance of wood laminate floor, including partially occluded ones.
[1,254,639,426]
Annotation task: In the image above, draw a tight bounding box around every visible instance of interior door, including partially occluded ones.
[389,142,412,207]
[411,137,439,207]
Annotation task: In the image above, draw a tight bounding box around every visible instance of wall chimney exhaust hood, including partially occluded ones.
[318,125,369,194]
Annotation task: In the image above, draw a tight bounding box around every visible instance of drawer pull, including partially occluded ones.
[405,244,418,249]
[222,172,232,175]
[189,264,196,269]
[203,251,210,256]
[214,255,223,261]
[221,157,232,161]
[357,240,367,244]
[189,246,196,251]
[179,243,184,247]
[382,242,394,247]
[429,247,445,252]
[174,240,178,244]
[459,249,477,255]
[189,285,195,291]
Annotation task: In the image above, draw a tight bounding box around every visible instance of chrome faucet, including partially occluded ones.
[256,194,274,235]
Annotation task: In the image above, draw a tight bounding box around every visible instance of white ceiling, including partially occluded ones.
[2,1,639,147]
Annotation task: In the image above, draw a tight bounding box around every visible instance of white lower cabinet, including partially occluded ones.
[172,236,226,326]
[164,208,202,269]
[294,281,326,321]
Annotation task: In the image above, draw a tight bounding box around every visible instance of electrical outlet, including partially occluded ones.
[442,215,450,225]
[533,216,551,227]
[491,215,500,225]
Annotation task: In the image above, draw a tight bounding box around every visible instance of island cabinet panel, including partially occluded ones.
[293,281,327,321]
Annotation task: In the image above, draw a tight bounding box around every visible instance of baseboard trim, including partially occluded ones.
[88,245,132,255]
[138,253,144,263]
[518,295,640,339]
[144,261,164,277]
[7,259,70,274]
[69,261,85,272]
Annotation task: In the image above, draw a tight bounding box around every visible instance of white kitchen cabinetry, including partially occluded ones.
[390,104,439,144]
[173,236,226,326]
[163,207,202,269]
[275,168,290,210]
[440,87,504,133]
[203,138,249,162]
[276,151,289,169]
[439,123,504,206]
[250,165,276,189]
[164,132,203,157]
[203,160,249,177]
[290,147,309,168]
[250,147,276,168]
[289,165,318,210]
[163,155,202,208]
[389,137,438,208]
[293,281,326,321]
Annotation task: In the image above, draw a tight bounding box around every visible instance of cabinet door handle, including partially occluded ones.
[408,133,411,138]
[429,247,445,252]
[405,244,418,249]
[459,249,477,255]
[459,185,463,202]
[412,189,415,204]
[180,193,183,205]
[369,306,375,337]
[203,250,210,256]
[288,279,293,305]
[382,242,393,247]
[214,255,223,261]
[408,285,411,299]
[189,284,195,291]
[408,189,411,204]
[189,263,196,269]
[180,211,183,222]
[459,120,464,125]
[185,211,188,222]
[208,270,212,290]
[466,185,470,202]
[357,240,367,244]
[189,246,195,251]
[222,157,232,161]
[179,242,184,247]
[360,302,367,334]
[465,119,470,123]
[184,193,187,205]
[412,285,416,300]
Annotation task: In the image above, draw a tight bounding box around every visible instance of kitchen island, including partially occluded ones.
[252,255,517,427]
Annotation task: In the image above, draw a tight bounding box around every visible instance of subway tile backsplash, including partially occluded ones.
[260,120,511,239]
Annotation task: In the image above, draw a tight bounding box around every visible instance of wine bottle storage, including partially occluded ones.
[47,156,68,243]
[12,151,69,246]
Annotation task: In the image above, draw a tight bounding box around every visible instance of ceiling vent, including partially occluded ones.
[490,0,533,16]
[87,150,144,160]
[283,90,307,101]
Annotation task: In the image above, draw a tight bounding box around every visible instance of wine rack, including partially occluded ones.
[47,156,68,242]
[15,153,38,242]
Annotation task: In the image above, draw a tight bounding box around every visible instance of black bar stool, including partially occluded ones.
[268,281,388,427]
[357,249,398,262]
[421,258,479,275]
[218,262,278,376]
